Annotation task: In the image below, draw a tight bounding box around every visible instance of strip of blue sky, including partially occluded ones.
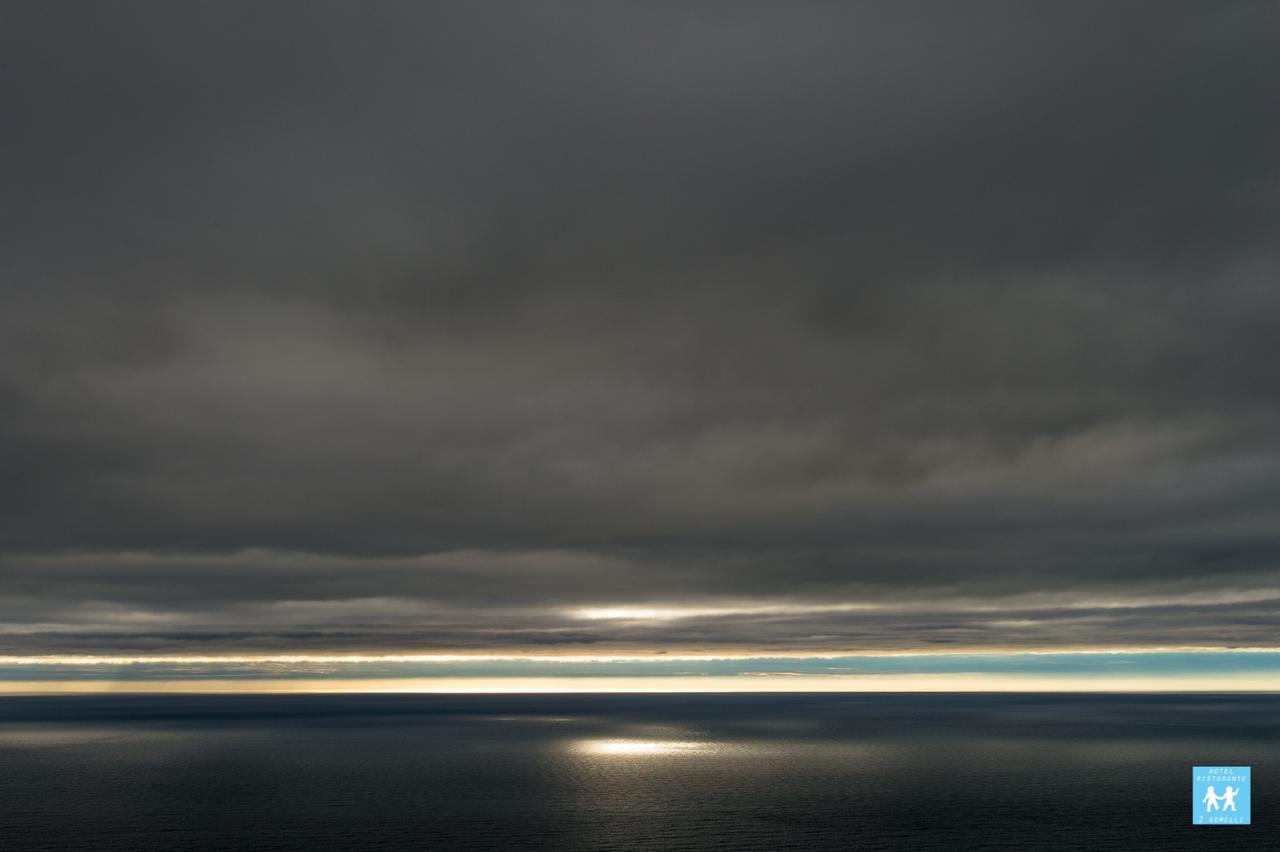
[4,652,1280,681]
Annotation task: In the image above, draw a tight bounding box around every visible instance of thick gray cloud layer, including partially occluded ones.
[2,2,1278,654]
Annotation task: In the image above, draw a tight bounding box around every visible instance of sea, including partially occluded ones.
[1,693,1275,850]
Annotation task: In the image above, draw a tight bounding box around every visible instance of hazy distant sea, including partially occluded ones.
[1,693,1275,850]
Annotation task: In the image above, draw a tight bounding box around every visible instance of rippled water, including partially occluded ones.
[1,693,1275,850]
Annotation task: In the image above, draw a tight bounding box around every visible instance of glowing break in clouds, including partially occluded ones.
[572,603,882,621]
[570,588,1280,622]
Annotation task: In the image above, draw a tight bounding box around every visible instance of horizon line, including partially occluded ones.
[4,646,1280,665]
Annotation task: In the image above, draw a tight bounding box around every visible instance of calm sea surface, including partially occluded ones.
[0,693,1275,850]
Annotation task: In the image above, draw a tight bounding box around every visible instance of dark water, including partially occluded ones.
[0,693,1274,850]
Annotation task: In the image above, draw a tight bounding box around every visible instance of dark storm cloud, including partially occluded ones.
[1,2,1278,654]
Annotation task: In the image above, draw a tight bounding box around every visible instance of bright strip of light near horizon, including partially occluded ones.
[1,651,1278,693]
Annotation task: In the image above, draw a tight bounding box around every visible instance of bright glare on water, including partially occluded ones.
[575,738,707,756]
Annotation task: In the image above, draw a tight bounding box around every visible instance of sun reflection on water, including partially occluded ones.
[575,738,708,756]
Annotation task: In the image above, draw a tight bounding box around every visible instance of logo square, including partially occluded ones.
[1192,766,1250,825]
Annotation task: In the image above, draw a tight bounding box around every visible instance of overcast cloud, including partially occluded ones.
[2,2,1279,655]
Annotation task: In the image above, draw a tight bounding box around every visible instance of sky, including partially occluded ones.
[2,3,1279,690]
